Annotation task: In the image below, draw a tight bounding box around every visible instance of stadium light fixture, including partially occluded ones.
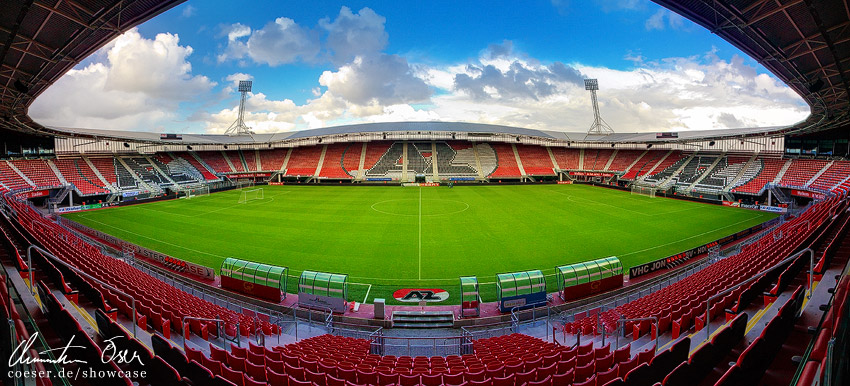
[123,142,130,148]
[225,80,255,136]
[186,145,193,150]
[709,141,716,146]
[647,144,653,149]
[584,78,614,138]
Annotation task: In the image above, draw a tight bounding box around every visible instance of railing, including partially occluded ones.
[510,301,550,340]
[703,247,814,341]
[615,317,658,353]
[181,316,239,349]
[377,334,473,357]
[27,244,138,337]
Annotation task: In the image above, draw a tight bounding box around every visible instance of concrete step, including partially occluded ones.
[392,311,454,328]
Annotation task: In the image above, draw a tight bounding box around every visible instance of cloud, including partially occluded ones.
[319,54,431,106]
[450,41,584,101]
[218,6,386,67]
[320,7,388,65]
[29,28,214,131]
[218,17,320,66]
[181,5,196,18]
[646,9,687,30]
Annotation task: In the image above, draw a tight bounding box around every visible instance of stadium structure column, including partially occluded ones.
[402,140,409,182]
[472,144,485,179]
[547,147,560,170]
[357,143,367,180]
[578,149,585,170]
[512,143,527,177]
[314,144,327,179]
[431,141,439,181]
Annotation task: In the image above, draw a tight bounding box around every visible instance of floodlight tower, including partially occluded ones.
[584,79,614,137]
[225,80,254,136]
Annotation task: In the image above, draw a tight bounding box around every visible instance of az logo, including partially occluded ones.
[393,289,450,302]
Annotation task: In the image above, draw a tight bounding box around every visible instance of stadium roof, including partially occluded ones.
[52,122,787,146]
[1,0,848,145]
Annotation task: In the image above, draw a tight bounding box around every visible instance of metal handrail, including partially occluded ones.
[28,244,137,337]
[510,301,550,339]
[703,247,814,341]
[615,317,658,353]
[181,316,239,349]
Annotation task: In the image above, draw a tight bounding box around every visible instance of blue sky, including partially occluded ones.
[29,0,809,134]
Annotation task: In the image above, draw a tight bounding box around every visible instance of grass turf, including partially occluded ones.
[62,184,777,305]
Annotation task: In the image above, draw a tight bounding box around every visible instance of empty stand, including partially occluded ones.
[225,151,247,173]
[318,144,353,179]
[779,159,829,188]
[197,151,234,174]
[9,160,62,189]
[0,161,34,191]
[732,158,783,194]
[285,146,323,176]
[175,152,219,180]
[551,147,580,170]
[516,145,555,175]
[622,150,665,180]
[490,143,522,178]
[259,149,288,172]
[54,158,110,195]
[607,150,644,173]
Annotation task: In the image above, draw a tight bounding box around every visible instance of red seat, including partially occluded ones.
[220,365,244,386]
[356,369,377,385]
[267,368,287,386]
[377,372,399,386]
[528,375,553,386]
[493,374,515,386]
[574,362,595,383]
[288,375,313,386]
[573,373,596,386]
[444,372,464,385]
[399,373,420,386]
[422,373,443,386]
[243,374,265,386]
[245,361,265,382]
[305,368,325,385]
[516,369,536,386]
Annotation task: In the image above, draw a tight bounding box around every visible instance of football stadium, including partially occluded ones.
[1,1,849,386]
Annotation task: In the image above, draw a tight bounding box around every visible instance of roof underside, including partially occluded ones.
[0,0,847,145]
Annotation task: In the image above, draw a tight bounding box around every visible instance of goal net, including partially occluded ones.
[238,188,264,204]
[631,184,657,198]
[237,180,255,189]
[179,185,209,199]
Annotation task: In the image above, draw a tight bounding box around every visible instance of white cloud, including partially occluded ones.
[320,7,388,65]
[29,28,214,131]
[181,5,196,18]
[319,54,431,106]
[218,18,319,65]
[646,9,687,30]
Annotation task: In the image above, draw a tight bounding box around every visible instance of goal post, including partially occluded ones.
[631,184,657,198]
[238,187,264,204]
[236,180,255,189]
[178,184,209,199]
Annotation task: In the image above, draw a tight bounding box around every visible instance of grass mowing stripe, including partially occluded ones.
[63,184,777,305]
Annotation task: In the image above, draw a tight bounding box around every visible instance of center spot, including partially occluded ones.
[371,199,469,216]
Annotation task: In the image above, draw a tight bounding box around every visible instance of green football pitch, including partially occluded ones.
[62,184,777,305]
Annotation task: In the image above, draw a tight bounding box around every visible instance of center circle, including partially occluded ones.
[371,199,470,216]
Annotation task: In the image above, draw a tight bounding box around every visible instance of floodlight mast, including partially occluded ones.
[225,80,254,136]
[584,78,614,137]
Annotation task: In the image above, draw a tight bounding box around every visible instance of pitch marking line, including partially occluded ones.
[618,214,768,257]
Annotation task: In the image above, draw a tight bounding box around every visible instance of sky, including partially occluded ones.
[28,0,811,134]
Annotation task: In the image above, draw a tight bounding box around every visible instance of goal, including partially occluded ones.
[238,188,264,204]
[237,180,255,189]
[179,185,209,199]
[631,184,657,198]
